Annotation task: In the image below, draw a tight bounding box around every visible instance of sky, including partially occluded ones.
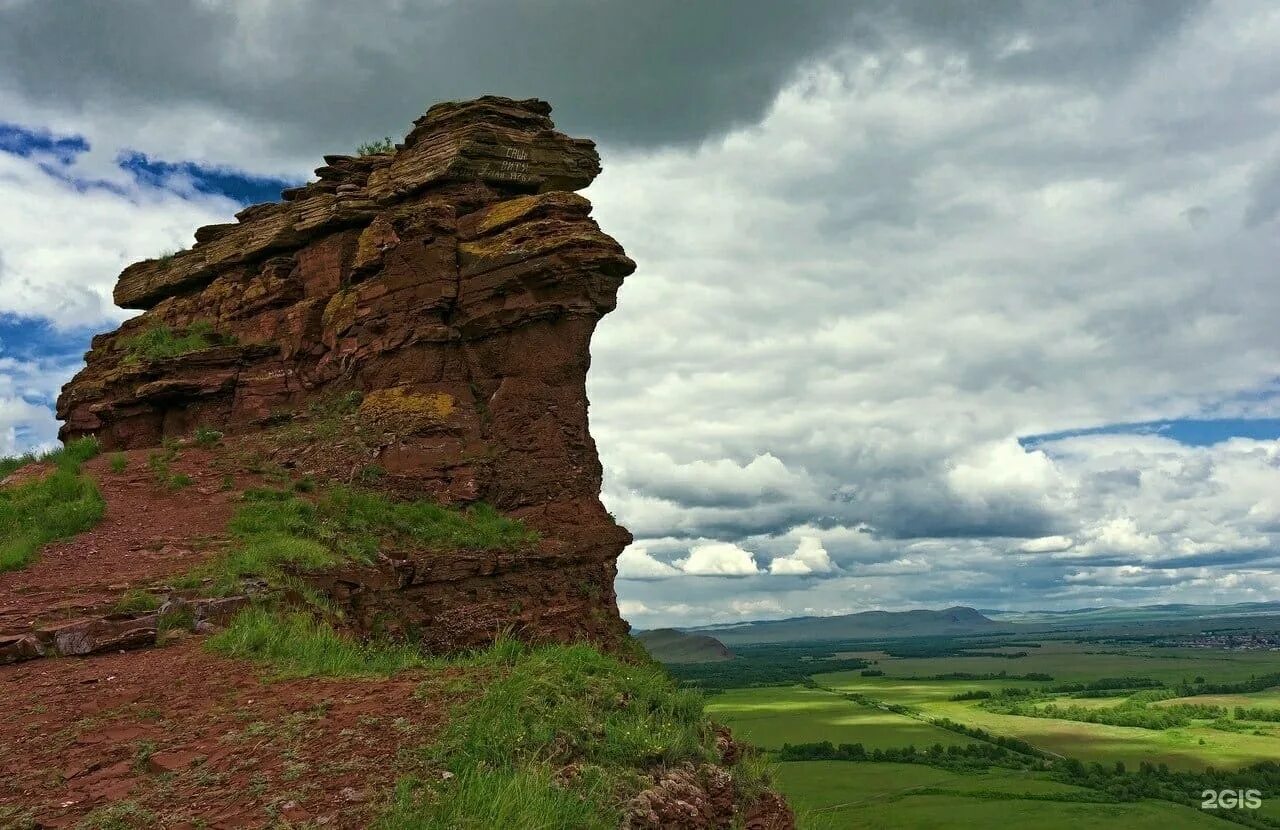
[1,0,1279,627]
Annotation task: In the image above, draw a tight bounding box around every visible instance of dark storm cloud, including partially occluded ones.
[1244,155,1280,227]
[0,0,1208,158]
[0,0,858,150]
[881,0,1206,84]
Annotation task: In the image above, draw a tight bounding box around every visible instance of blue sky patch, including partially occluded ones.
[2,120,298,205]
[0,121,89,165]
[116,151,297,205]
[1021,418,1280,449]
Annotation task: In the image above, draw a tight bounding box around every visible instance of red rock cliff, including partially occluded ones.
[56,96,636,650]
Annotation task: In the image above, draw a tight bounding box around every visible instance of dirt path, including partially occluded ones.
[0,448,249,635]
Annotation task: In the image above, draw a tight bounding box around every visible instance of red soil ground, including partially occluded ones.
[0,639,462,828]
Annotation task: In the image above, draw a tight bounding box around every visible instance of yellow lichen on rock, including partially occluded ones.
[321,290,357,335]
[358,387,455,433]
[354,215,398,272]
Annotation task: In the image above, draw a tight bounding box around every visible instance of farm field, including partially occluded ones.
[776,761,1226,830]
[705,685,979,750]
[685,633,1280,827]
[815,642,1280,770]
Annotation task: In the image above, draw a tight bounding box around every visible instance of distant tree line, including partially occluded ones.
[777,740,1044,771]
[665,654,870,691]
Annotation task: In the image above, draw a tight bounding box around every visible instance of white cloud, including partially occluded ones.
[616,600,651,617]
[616,547,681,580]
[1018,535,1075,553]
[674,542,761,577]
[769,536,837,575]
[0,150,238,330]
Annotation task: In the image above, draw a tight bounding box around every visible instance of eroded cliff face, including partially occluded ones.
[56,96,636,650]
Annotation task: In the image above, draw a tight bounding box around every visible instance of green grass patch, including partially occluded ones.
[377,765,615,830]
[184,486,536,595]
[76,801,157,829]
[0,434,100,478]
[118,321,233,364]
[0,436,103,571]
[207,607,426,677]
[113,589,162,615]
[430,639,711,772]
[193,426,223,447]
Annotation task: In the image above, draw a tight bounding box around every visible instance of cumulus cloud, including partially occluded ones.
[616,547,681,580]
[673,543,761,577]
[769,537,838,575]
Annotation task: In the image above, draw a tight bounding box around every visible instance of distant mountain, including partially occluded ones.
[636,628,735,663]
[685,606,1004,645]
[983,601,1280,625]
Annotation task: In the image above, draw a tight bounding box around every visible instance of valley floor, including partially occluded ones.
[705,637,1280,828]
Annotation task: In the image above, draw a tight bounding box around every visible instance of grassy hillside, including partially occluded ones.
[636,628,734,663]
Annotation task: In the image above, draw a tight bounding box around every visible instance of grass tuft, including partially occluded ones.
[378,765,614,830]
[193,426,224,447]
[118,322,234,364]
[113,589,163,615]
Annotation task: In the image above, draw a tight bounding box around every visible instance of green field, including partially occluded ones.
[776,761,1225,830]
[692,636,1280,827]
[810,640,1280,770]
[705,686,978,750]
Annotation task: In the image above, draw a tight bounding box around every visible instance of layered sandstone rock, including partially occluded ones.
[57,96,636,650]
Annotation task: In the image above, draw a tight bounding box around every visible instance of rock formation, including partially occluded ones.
[56,96,636,650]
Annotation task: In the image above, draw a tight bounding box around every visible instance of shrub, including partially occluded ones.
[357,136,395,156]
[193,426,223,447]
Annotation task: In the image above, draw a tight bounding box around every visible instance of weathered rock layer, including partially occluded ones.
[57,96,636,649]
